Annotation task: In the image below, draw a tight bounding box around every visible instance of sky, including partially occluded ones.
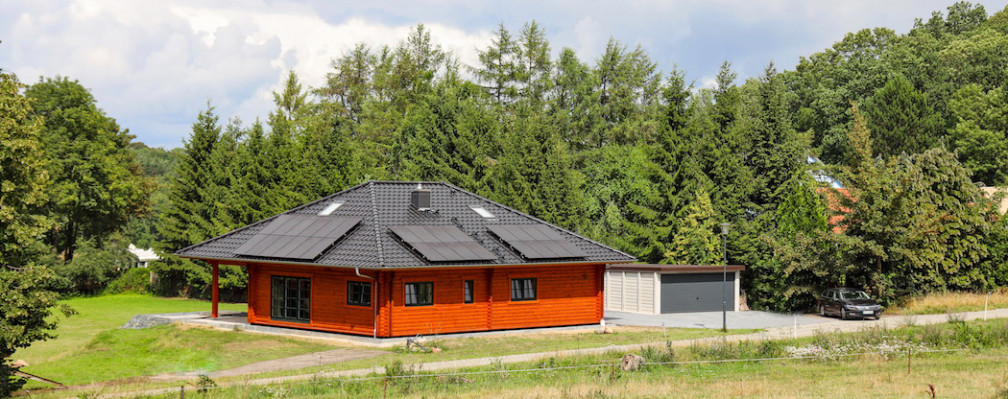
[3,0,1006,149]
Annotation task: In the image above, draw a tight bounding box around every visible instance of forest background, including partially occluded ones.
[3,2,1008,319]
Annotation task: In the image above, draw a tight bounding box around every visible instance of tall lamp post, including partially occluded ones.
[719,222,731,332]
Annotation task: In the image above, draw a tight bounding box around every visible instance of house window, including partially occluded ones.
[405,282,433,306]
[463,280,474,304]
[510,278,537,301]
[271,276,310,322]
[347,281,371,307]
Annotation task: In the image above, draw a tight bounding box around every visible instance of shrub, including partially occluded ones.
[54,237,135,295]
[104,267,152,294]
[150,255,247,301]
[0,266,74,395]
[640,344,677,366]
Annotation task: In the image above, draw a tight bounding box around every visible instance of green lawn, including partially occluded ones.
[207,326,759,383]
[188,349,1008,399]
[15,294,753,393]
[22,324,336,385]
[15,294,246,367]
[166,320,1008,399]
[15,294,333,386]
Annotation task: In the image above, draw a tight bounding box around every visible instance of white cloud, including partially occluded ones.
[1,0,493,148]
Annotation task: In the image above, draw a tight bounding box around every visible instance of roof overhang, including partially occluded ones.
[178,254,636,270]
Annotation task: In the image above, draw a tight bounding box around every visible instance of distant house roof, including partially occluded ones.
[807,156,844,189]
[982,187,1008,214]
[128,244,160,262]
[176,181,636,269]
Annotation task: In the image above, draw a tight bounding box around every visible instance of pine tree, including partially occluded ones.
[487,110,582,229]
[159,105,223,252]
[320,43,375,123]
[229,121,274,224]
[475,23,519,105]
[579,144,664,261]
[664,189,721,265]
[594,39,661,146]
[863,74,943,157]
[295,105,363,199]
[550,48,600,151]
[391,78,497,192]
[748,63,807,209]
[266,71,312,210]
[516,21,552,104]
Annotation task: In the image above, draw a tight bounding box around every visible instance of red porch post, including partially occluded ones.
[211,262,219,318]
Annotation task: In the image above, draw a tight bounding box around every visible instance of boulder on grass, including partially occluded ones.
[621,353,645,371]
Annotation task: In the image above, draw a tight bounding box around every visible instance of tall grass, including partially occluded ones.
[895,289,1008,315]
[161,320,1008,399]
[633,319,1008,368]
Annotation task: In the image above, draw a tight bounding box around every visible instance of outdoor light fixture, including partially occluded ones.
[719,222,731,333]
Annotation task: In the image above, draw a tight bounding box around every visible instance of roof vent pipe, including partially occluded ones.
[411,184,431,211]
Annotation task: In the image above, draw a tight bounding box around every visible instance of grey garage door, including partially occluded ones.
[660,273,734,313]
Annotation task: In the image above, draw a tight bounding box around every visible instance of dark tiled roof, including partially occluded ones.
[176,181,636,268]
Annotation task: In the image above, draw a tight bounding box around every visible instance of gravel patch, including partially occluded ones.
[119,312,219,329]
[120,314,175,329]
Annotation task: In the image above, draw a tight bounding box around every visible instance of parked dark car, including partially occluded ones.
[818,288,883,320]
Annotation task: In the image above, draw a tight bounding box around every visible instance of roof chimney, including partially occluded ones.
[411,184,431,211]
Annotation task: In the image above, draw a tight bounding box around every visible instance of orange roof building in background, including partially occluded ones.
[817,187,854,233]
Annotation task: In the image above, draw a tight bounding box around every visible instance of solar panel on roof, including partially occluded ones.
[487,224,588,259]
[389,225,497,262]
[235,214,361,260]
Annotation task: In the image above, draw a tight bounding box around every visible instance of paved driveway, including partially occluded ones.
[605,310,831,330]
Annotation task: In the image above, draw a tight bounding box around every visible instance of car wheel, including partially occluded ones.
[873,312,881,320]
[819,305,826,317]
[840,308,848,320]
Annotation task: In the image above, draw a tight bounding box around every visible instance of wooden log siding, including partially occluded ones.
[246,262,605,337]
[248,263,377,336]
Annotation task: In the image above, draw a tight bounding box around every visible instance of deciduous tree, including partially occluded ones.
[25,77,149,261]
[0,72,50,268]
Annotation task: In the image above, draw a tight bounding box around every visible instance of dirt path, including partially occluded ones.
[146,348,386,381]
[208,348,385,378]
[94,308,1008,398]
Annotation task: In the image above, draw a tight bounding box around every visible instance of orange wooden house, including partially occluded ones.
[177,181,635,337]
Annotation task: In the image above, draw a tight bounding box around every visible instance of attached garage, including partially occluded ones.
[606,264,745,314]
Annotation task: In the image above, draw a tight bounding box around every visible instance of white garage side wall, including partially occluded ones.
[625,271,639,311]
[605,270,621,310]
[638,271,655,314]
[605,269,658,314]
[653,272,661,314]
[734,271,740,311]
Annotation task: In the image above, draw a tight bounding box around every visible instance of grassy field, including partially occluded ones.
[193,349,1008,398]
[15,294,247,367]
[20,324,339,386]
[894,289,1008,315]
[16,294,746,394]
[197,325,759,383]
[15,295,335,386]
[154,319,1008,399]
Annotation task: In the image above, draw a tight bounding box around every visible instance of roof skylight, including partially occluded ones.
[469,205,495,218]
[318,201,344,216]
